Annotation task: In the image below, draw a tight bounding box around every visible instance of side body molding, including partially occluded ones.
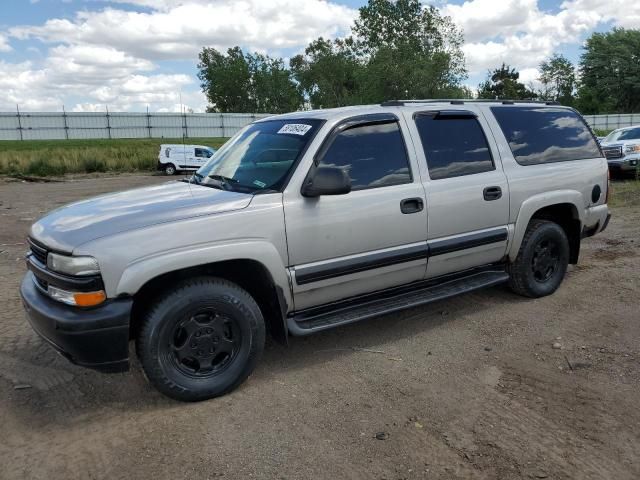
[508,190,584,261]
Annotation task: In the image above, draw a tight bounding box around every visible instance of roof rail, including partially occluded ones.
[380,99,561,107]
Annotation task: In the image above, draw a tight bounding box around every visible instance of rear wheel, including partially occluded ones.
[164,163,177,175]
[508,219,570,298]
[136,277,265,401]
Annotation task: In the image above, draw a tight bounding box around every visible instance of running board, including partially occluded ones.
[287,269,509,336]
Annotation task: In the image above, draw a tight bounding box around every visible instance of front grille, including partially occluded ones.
[603,145,623,159]
[28,238,48,265]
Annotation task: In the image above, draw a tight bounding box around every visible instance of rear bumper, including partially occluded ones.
[20,272,132,373]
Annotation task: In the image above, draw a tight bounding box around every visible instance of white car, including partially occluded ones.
[158,144,216,175]
[599,125,640,176]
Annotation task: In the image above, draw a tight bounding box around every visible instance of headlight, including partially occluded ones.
[625,144,640,153]
[47,253,100,276]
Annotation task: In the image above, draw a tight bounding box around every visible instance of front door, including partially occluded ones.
[283,114,428,311]
[403,108,510,278]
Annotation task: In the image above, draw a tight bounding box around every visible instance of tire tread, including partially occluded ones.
[136,276,265,401]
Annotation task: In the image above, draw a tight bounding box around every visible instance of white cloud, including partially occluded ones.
[4,0,640,111]
[10,1,356,61]
[0,34,12,52]
[444,0,640,76]
[0,59,201,112]
[4,0,356,111]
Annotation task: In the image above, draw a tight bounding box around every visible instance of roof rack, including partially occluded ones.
[380,99,561,107]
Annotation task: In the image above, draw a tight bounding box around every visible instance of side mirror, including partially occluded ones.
[301,166,352,197]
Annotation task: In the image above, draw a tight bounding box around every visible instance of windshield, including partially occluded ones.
[603,130,621,143]
[603,127,640,143]
[618,127,640,141]
[193,119,323,193]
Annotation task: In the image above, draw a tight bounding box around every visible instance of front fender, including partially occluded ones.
[508,190,584,261]
[114,239,293,309]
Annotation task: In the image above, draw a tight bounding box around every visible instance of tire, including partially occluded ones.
[508,219,570,298]
[164,164,177,175]
[136,277,265,401]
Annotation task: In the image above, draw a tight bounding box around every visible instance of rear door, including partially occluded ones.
[283,113,429,311]
[403,108,510,278]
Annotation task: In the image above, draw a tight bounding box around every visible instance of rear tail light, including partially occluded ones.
[605,170,610,204]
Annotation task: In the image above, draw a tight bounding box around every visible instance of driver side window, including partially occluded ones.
[318,121,411,190]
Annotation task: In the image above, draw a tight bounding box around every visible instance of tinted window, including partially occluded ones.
[491,107,602,165]
[319,121,411,190]
[618,127,640,141]
[414,114,494,180]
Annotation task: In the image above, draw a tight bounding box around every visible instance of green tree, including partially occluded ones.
[198,47,253,112]
[577,28,640,114]
[198,46,302,113]
[354,0,467,102]
[477,64,536,100]
[246,53,302,113]
[289,37,364,109]
[538,54,576,105]
[291,0,468,108]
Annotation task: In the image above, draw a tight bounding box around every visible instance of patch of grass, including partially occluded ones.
[609,179,640,208]
[0,137,228,176]
[594,129,613,137]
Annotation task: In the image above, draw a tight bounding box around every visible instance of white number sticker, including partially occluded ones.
[277,124,312,136]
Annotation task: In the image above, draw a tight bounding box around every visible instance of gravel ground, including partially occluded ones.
[0,174,638,480]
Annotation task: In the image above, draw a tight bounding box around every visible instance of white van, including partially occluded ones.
[157,144,216,175]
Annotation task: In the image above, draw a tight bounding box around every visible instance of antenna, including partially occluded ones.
[180,91,188,178]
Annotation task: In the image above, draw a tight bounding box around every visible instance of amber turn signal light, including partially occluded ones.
[73,290,107,307]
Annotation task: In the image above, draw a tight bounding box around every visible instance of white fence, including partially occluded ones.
[1,110,639,141]
[582,113,640,132]
[0,111,272,141]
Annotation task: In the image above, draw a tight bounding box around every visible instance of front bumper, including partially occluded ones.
[20,272,132,373]
[608,157,639,173]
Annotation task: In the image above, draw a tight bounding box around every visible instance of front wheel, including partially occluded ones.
[508,219,570,298]
[136,277,265,401]
[164,163,177,175]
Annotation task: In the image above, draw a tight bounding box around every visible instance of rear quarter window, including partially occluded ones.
[491,107,602,165]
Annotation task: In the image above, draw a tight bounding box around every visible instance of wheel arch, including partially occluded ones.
[509,192,584,264]
[119,242,292,345]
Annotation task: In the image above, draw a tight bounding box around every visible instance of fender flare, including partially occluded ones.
[115,240,293,311]
[508,190,584,261]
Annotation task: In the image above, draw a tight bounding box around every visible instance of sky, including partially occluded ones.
[0,0,638,112]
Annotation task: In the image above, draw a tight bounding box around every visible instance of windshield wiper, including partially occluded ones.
[208,174,238,184]
[206,174,240,191]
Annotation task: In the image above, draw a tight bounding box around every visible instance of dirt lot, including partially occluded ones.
[0,174,638,480]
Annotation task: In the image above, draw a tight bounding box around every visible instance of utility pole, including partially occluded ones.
[16,104,23,141]
[106,105,112,139]
[62,105,69,140]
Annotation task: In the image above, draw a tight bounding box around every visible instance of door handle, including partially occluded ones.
[483,186,502,201]
[400,197,424,214]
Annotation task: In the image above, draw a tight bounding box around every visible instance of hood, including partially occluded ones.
[30,180,252,253]
[601,139,639,148]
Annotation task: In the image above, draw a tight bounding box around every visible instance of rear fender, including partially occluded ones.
[509,191,583,261]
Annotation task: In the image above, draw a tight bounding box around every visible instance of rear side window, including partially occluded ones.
[491,107,602,165]
[318,121,411,190]
[414,113,494,180]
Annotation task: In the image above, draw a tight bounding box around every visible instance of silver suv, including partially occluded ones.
[20,100,611,401]
[599,125,640,176]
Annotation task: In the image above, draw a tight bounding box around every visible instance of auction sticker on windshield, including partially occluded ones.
[277,124,312,136]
